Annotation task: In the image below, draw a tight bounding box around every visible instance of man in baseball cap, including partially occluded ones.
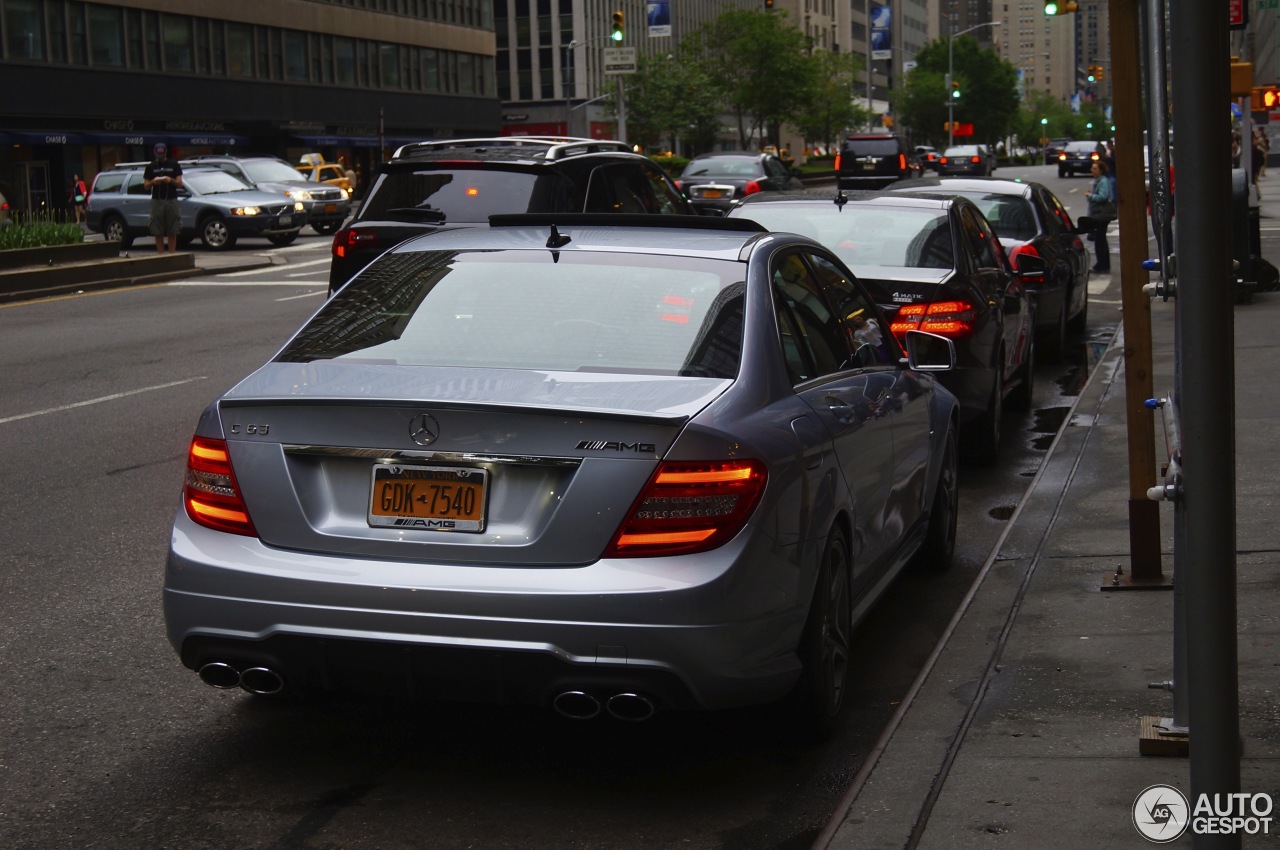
[143,142,182,253]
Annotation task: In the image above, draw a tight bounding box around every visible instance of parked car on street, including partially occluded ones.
[328,136,696,294]
[295,155,353,192]
[165,213,960,733]
[836,133,914,190]
[675,151,804,215]
[1043,138,1073,165]
[730,189,1036,465]
[185,154,351,234]
[938,144,995,176]
[914,145,942,172]
[892,176,1091,361]
[1056,140,1101,177]
[85,166,304,250]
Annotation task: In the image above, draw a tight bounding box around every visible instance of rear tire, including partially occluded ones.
[1008,329,1036,412]
[964,360,1002,467]
[313,222,341,235]
[1066,286,1089,334]
[268,231,299,246]
[789,526,852,739]
[914,426,958,571]
[1040,297,1068,364]
[102,214,133,249]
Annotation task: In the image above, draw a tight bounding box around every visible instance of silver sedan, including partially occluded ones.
[164,214,960,732]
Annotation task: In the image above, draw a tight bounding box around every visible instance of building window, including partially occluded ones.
[335,37,355,84]
[210,20,225,75]
[89,5,125,67]
[379,43,399,87]
[285,30,307,81]
[47,0,68,63]
[6,0,46,60]
[162,15,193,72]
[227,22,253,77]
[193,17,209,73]
[423,46,439,91]
[144,11,160,69]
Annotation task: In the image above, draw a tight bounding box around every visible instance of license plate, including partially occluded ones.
[324,203,338,213]
[701,189,723,199]
[862,161,877,170]
[369,464,487,531]
[278,214,293,227]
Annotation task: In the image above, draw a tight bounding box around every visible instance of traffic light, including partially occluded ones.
[1252,85,1280,110]
[611,10,624,42]
[1095,64,1104,82]
[1086,65,1098,83]
[951,80,961,99]
[1044,1,1079,14]
[763,0,774,8]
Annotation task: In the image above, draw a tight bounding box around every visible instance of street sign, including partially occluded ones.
[603,47,637,75]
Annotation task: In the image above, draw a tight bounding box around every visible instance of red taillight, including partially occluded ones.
[673,179,683,190]
[1008,243,1045,286]
[331,228,377,260]
[939,157,949,165]
[743,180,763,196]
[603,460,767,557]
[834,153,842,171]
[898,153,907,170]
[184,436,257,537]
[1058,152,1067,161]
[889,299,978,341]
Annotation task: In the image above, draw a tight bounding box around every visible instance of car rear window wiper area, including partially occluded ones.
[385,207,447,222]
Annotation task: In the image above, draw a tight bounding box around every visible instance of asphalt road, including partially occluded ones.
[0,165,1122,850]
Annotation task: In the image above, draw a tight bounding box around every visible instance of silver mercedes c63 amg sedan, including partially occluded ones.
[164,213,960,733]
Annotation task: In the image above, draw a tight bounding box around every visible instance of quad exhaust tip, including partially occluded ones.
[553,690,656,721]
[196,662,284,695]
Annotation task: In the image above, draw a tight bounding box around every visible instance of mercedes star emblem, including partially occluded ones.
[409,412,440,446]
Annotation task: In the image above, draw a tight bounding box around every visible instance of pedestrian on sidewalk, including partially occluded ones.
[143,143,183,254]
[68,174,88,224]
[1086,160,1115,274]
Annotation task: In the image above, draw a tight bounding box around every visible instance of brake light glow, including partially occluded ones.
[834,153,842,171]
[603,459,767,557]
[1058,152,1067,161]
[466,187,479,196]
[939,157,949,165]
[889,299,978,341]
[899,153,907,171]
[743,180,763,196]
[184,436,257,537]
[970,156,981,164]
[1008,243,1045,286]
[331,228,377,260]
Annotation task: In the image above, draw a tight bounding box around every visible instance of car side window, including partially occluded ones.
[125,173,148,195]
[771,253,852,383]
[639,163,687,214]
[585,164,660,214]
[1043,190,1075,232]
[808,253,896,366]
[971,211,1009,270]
[961,208,998,269]
[94,172,125,194]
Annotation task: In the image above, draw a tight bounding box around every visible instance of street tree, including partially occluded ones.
[897,36,1020,147]
[682,9,812,149]
[620,53,725,154]
[792,50,871,153]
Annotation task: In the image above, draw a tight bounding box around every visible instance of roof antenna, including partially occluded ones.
[834,188,848,210]
[546,224,572,248]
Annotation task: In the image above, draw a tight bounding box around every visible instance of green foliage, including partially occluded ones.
[896,36,1021,147]
[613,53,726,155]
[0,213,85,250]
[650,155,691,177]
[791,51,872,153]
[681,9,813,148]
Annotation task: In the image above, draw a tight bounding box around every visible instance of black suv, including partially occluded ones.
[836,134,914,190]
[328,136,696,293]
[184,154,351,234]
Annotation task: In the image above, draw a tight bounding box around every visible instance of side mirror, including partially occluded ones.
[903,330,956,371]
[1073,215,1098,234]
[1012,252,1047,277]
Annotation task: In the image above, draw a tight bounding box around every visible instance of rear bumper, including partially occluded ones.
[164,512,808,711]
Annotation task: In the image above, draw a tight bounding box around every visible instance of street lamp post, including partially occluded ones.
[948,20,1002,148]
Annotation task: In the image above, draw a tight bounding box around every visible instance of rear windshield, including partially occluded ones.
[943,146,980,157]
[950,194,1038,241]
[681,157,765,179]
[358,167,558,224]
[843,138,900,156]
[739,204,954,270]
[278,250,745,378]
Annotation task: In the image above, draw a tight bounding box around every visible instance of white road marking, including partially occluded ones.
[220,256,331,277]
[275,291,326,302]
[0,377,206,426]
[168,280,323,286]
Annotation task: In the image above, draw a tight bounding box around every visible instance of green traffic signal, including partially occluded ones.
[611,10,624,41]
[1045,1,1058,13]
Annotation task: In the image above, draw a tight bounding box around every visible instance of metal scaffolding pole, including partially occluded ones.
[1170,0,1242,847]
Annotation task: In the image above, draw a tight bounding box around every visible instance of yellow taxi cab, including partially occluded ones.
[295,154,352,192]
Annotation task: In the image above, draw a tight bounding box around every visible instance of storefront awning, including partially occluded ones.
[83,131,169,146]
[1,131,84,145]
[293,134,349,147]
[166,133,249,148]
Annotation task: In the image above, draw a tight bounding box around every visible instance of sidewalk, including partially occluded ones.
[816,213,1280,846]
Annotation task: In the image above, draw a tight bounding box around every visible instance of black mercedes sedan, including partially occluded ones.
[893,177,1092,361]
[731,189,1038,465]
[677,151,805,215]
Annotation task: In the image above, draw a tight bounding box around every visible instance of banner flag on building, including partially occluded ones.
[647,1,671,37]
[871,5,892,60]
